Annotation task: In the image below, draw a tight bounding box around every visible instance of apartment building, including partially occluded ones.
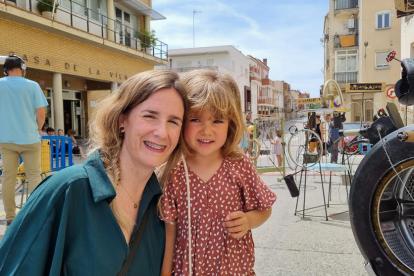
[323,0,401,123]
[283,82,294,120]
[297,91,310,112]
[0,0,167,137]
[273,80,284,118]
[249,56,279,118]
[167,45,252,118]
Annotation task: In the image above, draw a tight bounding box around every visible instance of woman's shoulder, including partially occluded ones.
[34,165,89,197]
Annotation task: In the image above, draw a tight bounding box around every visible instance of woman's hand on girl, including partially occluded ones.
[223,211,250,239]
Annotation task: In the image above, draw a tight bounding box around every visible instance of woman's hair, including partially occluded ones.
[180,69,245,160]
[88,69,188,233]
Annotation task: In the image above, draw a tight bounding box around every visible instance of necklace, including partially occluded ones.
[119,183,139,209]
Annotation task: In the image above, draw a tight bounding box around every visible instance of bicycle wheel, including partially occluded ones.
[350,124,414,275]
[287,129,322,168]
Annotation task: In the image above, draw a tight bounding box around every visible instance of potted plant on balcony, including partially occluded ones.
[37,0,58,19]
[137,28,157,54]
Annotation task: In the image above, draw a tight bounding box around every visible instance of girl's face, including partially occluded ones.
[119,88,184,170]
[58,130,64,136]
[184,109,229,161]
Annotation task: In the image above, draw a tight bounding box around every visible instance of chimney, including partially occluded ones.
[263,58,267,65]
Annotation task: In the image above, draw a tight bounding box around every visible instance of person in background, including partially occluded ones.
[245,112,253,126]
[326,113,340,163]
[0,54,48,230]
[309,115,324,153]
[0,70,187,275]
[66,129,84,157]
[41,123,48,136]
[57,129,64,136]
[271,129,283,166]
[46,127,55,136]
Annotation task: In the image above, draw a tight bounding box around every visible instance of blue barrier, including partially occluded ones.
[41,136,74,171]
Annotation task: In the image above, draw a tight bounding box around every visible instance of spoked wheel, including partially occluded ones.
[372,159,414,275]
[350,125,414,276]
[287,129,322,168]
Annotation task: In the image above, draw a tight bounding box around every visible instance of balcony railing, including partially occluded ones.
[8,0,168,60]
[334,0,358,10]
[335,72,358,83]
[172,66,218,72]
[334,33,358,48]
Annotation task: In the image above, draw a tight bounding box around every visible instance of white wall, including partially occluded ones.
[169,45,251,114]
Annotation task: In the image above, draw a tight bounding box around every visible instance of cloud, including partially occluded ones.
[152,0,328,97]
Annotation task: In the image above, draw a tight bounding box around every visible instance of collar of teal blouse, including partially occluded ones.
[83,150,162,204]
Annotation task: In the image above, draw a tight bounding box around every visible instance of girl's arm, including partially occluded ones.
[161,223,176,276]
[223,207,272,239]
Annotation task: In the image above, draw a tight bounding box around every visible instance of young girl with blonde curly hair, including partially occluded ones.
[160,70,276,276]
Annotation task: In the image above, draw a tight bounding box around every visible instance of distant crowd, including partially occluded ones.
[40,124,84,157]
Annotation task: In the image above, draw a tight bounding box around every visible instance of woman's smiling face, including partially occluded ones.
[119,87,184,170]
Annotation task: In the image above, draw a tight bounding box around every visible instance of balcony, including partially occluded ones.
[172,66,218,73]
[334,33,358,48]
[335,72,358,83]
[2,0,168,60]
[335,0,358,10]
[262,78,271,86]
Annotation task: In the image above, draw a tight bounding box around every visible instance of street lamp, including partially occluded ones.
[193,10,202,48]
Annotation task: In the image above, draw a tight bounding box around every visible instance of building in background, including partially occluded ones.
[166,46,251,119]
[323,0,401,123]
[290,89,300,119]
[249,56,278,118]
[0,0,167,137]
[283,82,294,120]
[297,91,310,112]
[273,80,285,118]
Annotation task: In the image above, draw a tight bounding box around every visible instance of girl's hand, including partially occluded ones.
[223,211,250,239]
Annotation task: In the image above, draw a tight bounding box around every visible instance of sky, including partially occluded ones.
[151,0,329,98]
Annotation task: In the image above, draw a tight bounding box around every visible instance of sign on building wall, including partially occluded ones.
[296,97,321,104]
[345,82,386,93]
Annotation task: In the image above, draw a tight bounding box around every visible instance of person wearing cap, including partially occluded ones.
[0,54,48,230]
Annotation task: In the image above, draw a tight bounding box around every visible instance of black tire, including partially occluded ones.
[350,124,414,275]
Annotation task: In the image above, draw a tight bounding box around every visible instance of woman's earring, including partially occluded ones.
[119,126,125,138]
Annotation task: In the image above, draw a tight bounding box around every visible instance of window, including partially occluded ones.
[376,11,390,29]
[335,50,358,83]
[375,51,390,68]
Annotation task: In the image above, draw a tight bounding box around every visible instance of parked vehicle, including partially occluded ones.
[340,122,369,154]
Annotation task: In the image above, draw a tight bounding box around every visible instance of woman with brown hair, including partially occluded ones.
[0,70,188,276]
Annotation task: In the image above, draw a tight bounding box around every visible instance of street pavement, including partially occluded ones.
[0,119,369,275]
